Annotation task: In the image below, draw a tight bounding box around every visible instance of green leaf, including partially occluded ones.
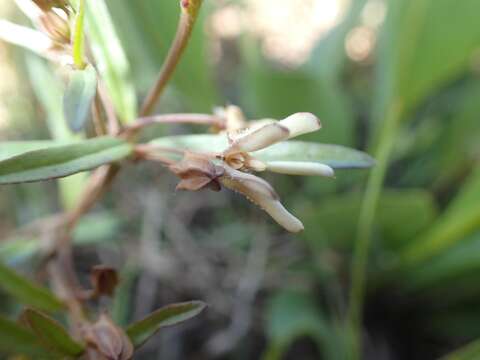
[0,136,132,184]
[373,0,480,120]
[63,64,97,132]
[401,167,480,265]
[26,56,79,141]
[126,301,206,347]
[150,134,375,169]
[0,315,48,357]
[302,189,438,251]
[0,141,69,161]
[0,261,64,312]
[402,233,480,292]
[107,0,217,111]
[241,55,354,146]
[263,291,334,359]
[112,267,138,327]
[441,338,480,360]
[26,55,89,209]
[84,0,137,122]
[22,309,85,357]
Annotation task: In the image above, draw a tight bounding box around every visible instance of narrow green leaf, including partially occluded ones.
[254,141,375,169]
[0,141,69,161]
[302,189,438,251]
[401,167,480,265]
[84,0,137,123]
[373,0,480,121]
[0,315,48,357]
[126,301,206,347]
[0,136,132,184]
[73,0,86,69]
[441,338,480,360]
[150,134,375,169]
[264,291,332,359]
[107,0,217,111]
[22,309,85,357]
[112,268,138,327]
[402,233,480,292]
[0,261,64,312]
[26,55,78,140]
[63,64,98,132]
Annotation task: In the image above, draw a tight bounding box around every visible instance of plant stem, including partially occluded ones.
[347,100,403,359]
[72,0,86,69]
[140,0,204,116]
[64,165,121,232]
[97,79,120,134]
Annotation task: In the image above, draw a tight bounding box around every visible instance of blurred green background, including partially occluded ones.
[2,0,480,359]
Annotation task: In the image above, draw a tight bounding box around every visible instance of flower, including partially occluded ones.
[169,152,224,192]
[0,0,72,64]
[222,112,335,177]
[170,112,334,233]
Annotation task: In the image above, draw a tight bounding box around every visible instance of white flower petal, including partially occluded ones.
[225,105,248,132]
[225,123,289,154]
[220,166,304,233]
[15,0,43,23]
[227,119,277,143]
[266,161,335,177]
[279,113,321,139]
[260,198,304,233]
[246,158,267,172]
[220,165,279,200]
[0,20,52,56]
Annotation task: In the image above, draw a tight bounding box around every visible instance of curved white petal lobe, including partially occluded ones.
[220,166,304,233]
[260,199,304,233]
[279,113,321,139]
[225,123,289,154]
[266,161,335,177]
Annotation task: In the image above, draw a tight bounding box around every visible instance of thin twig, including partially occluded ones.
[140,0,204,116]
[64,165,121,233]
[347,100,403,359]
[97,79,120,135]
[92,93,107,136]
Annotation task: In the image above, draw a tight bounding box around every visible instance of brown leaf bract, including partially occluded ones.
[90,265,119,298]
[84,314,133,360]
[170,152,224,192]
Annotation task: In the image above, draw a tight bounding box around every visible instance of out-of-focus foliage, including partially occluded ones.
[2,0,480,359]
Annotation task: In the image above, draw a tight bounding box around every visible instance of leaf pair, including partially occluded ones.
[0,299,206,358]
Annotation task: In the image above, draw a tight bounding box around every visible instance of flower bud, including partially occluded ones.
[84,314,134,360]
